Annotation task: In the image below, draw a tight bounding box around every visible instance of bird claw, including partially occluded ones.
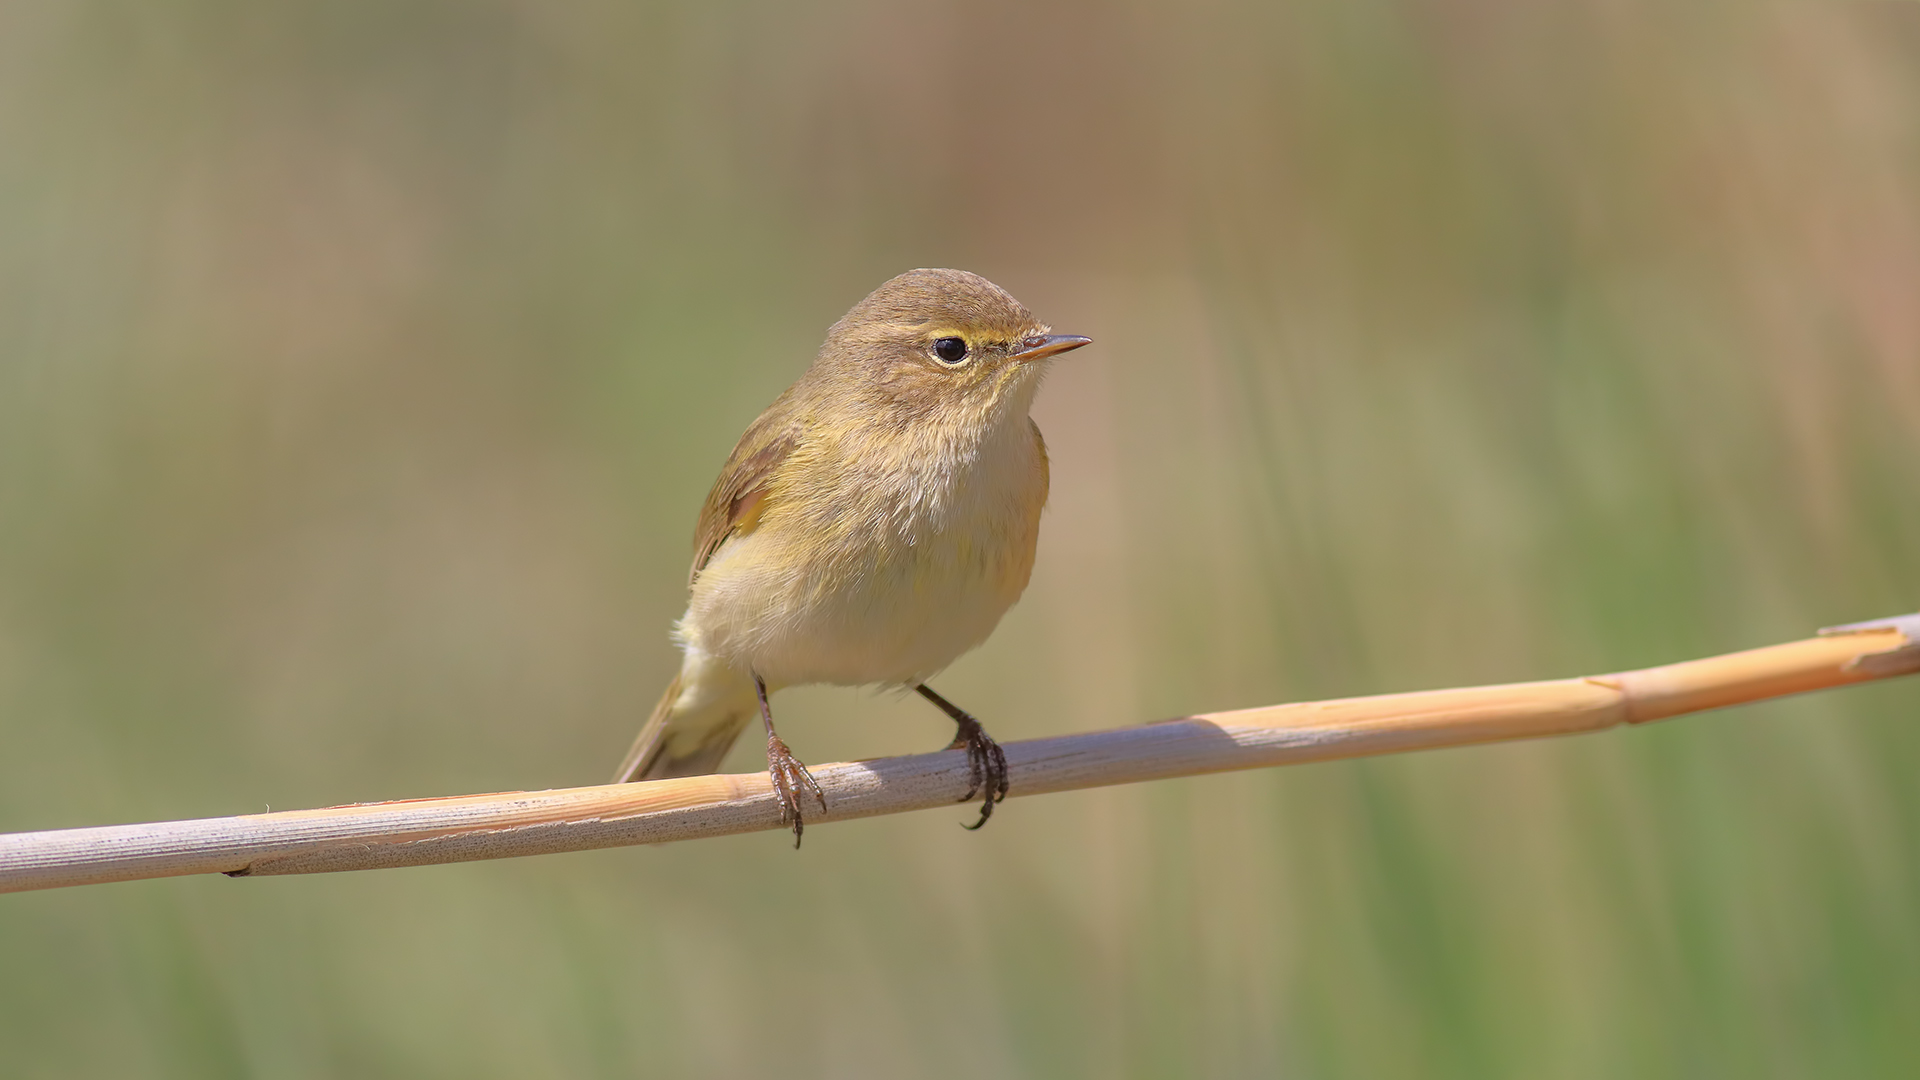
[766,734,827,849]
[948,718,1010,830]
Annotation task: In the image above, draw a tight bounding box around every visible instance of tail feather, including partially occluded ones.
[611,664,758,783]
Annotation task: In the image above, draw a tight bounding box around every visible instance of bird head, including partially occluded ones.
[805,268,1091,428]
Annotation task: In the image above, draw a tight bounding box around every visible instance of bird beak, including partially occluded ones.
[1011,334,1094,362]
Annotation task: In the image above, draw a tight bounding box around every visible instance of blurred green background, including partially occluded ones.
[3,1,1918,1076]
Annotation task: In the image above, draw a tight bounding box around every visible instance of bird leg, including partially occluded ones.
[756,674,825,848]
[915,684,1010,829]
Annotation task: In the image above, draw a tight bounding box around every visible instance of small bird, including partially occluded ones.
[612,268,1091,845]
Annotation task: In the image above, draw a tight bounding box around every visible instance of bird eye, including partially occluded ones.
[930,337,969,365]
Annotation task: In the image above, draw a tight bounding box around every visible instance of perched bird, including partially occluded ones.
[612,268,1092,845]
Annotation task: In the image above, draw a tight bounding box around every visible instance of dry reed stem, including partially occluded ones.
[3,616,1916,894]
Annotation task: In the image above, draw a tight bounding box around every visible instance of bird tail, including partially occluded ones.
[611,653,759,783]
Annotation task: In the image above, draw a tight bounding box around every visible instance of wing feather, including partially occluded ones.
[688,395,802,586]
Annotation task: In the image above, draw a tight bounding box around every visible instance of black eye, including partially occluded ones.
[931,337,969,365]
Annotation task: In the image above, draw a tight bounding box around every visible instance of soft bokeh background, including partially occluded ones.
[3,1,1918,1076]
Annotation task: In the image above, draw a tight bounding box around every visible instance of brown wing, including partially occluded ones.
[688,394,802,586]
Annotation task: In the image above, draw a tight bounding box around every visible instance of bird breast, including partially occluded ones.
[678,415,1049,689]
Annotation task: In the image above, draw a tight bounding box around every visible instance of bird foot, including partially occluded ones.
[766,734,827,848]
[946,715,1010,830]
